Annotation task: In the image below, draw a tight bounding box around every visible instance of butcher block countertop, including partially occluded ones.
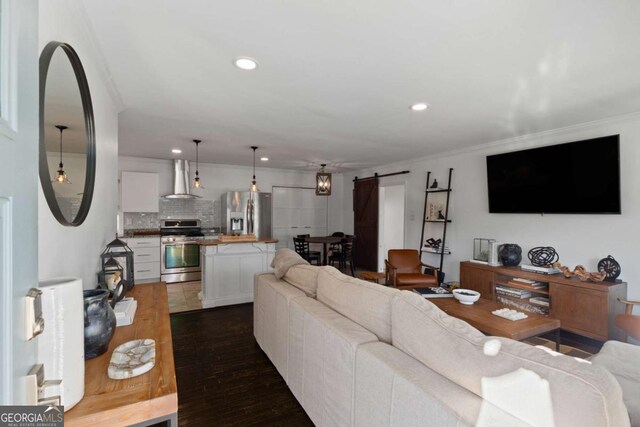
[199,238,278,246]
[65,283,177,427]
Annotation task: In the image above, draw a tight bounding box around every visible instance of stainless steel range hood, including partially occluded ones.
[163,159,201,199]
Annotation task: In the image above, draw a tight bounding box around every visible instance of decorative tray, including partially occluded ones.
[491,308,528,321]
[108,339,156,380]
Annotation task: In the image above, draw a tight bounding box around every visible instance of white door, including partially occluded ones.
[378,185,405,272]
[0,0,39,404]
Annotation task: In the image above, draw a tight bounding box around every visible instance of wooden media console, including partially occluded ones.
[460,261,627,341]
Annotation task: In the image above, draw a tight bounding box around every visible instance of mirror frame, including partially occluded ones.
[39,41,96,227]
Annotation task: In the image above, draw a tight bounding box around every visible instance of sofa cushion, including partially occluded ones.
[317,267,400,343]
[270,248,309,279]
[287,297,378,426]
[591,340,640,427]
[354,342,531,427]
[253,273,307,381]
[391,291,630,427]
[396,273,438,285]
[283,264,328,298]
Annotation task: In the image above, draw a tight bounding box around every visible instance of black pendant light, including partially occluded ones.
[192,139,203,189]
[52,125,71,184]
[250,146,259,192]
[316,163,331,196]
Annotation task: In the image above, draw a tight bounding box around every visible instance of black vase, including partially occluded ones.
[499,244,522,267]
[83,289,116,360]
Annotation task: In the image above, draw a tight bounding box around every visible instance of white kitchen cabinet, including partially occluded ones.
[272,187,328,250]
[200,242,276,308]
[121,171,159,212]
[122,237,161,283]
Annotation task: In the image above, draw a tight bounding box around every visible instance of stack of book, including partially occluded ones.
[520,264,562,275]
[529,296,550,307]
[495,285,532,299]
[412,287,453,298]
[114,297,138,327]
[508,278,549,291]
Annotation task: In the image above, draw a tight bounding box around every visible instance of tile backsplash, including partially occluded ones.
[124,198,219,229]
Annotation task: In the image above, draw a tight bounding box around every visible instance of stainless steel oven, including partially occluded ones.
[160,219,203,283]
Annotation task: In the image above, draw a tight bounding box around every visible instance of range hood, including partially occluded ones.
[163,159,201,199]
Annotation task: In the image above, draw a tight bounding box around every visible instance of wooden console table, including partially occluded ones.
[460,261,627,341]
[66,283,177,427]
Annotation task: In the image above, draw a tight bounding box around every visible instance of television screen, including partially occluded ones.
[486,135,620,214]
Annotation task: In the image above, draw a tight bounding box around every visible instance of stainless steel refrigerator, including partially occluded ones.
[221,191,272,239]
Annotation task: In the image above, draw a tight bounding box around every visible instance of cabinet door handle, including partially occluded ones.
[137,254,150,257]
[137,269,151,273]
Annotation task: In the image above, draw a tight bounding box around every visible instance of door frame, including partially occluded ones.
[0,0,39,405]
[378,183,406,272]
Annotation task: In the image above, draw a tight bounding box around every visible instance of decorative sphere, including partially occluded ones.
[499,244,522,267]
[528,246,559,266]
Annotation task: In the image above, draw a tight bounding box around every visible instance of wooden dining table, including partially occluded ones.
[303,236,342,265]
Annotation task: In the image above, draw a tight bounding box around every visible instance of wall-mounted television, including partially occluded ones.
[486,135,621,214]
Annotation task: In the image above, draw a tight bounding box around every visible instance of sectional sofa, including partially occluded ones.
[253,249,632,427]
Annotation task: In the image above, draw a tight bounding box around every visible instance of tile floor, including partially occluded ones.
[167,281,203,313]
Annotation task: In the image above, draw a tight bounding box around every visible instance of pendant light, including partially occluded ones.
[52,125,71,184]
[316,163,331,196]
[250,146,259,192]
[192,139,203,189]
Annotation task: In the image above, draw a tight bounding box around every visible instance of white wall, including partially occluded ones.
[343,112,640,302]
[39,0,121,289]
[118,156,344,233]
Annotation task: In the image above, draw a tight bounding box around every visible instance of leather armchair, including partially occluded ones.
[385,249,439,289]
[616,298,640,342]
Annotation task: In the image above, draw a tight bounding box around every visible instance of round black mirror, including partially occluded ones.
[39,41,95,226]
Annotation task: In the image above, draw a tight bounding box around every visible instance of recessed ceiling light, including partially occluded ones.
[234,57,259,70]
[171,149,182,154]
[411,103,429,111]
[260,157,269,162]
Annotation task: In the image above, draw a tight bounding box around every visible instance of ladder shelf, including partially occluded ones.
[419,168,453,285]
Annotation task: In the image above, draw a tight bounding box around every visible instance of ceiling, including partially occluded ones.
[82,0,640,172]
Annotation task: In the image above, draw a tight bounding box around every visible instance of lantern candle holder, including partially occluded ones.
[99,234,134,287]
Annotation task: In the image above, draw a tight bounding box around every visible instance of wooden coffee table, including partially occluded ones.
[359,271,386,284]
[430,298,561,350]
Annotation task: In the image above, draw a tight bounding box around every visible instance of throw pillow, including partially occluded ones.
[270,248,309,279]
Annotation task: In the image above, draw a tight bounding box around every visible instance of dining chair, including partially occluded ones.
[385,249,439,289]
[293,237,321,265]
[328,236,356,276]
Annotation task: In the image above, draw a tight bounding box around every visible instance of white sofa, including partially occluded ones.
[254,251,631,427]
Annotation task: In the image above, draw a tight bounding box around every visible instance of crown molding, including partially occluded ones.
[366,110,640,174]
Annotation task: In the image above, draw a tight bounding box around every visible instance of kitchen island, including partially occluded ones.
[199,239,277,308]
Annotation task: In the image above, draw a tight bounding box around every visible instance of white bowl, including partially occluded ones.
[452,289,481,305]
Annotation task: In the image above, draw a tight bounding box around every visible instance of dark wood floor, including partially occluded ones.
[170,303,313,426]
[169,301,603,426]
